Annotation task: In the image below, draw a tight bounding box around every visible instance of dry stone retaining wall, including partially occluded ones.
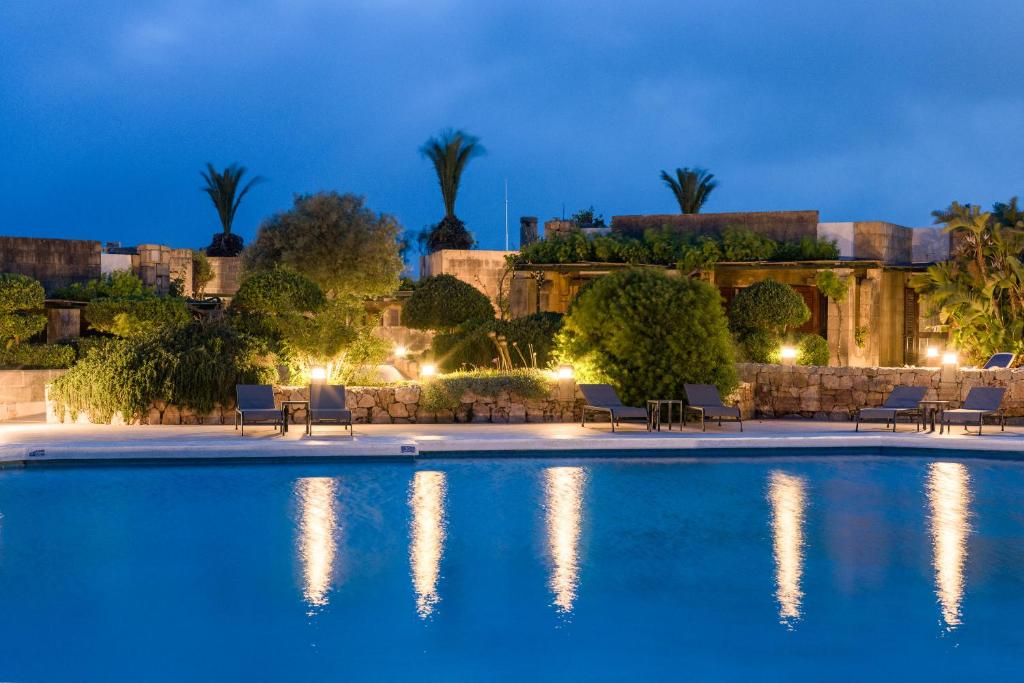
[737,363,1024,419]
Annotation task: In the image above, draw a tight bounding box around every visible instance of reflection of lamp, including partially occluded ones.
[780,346,797,366]
[394,345,408,359]
[310,367,327,382]
[420,363,437,378]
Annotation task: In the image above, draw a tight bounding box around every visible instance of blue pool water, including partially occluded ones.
[1,456,1023,681]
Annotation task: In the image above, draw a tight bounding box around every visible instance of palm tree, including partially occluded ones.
[660,167,717,214]
[201,163,262,257]
[421,129,485,219]
[420,129,484,252]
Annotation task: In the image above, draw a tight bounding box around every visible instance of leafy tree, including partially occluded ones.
[571,206,606,227]
[402,274,495,331]
[556,268,736,404]
[202,163,263,256]
[911,200,1024,364]
[192,250,214,297]
[0,274,47,348]
[421,129,484,252]
[244,192,403,298]
[729,279,810,336]
[660,167,717,214]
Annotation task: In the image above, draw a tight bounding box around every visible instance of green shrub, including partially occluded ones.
[50,271,149,301]
[49,319,275,423]
[431,312,564,371]
[556,268,737,405]
[721,227,777,261]
[729,279,810,336]
[402,274,494,331]
[0,343,76,369]
[84,297,191,339]
[419,369,553,413]
[232,268,326,316]
[736,329,780,363]
[0,274,47,346]
[795,333,830,366]
[192,250,214,296]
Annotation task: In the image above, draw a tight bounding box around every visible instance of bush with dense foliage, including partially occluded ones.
[795,333,830,366]
[419,369,553,413]
[556,268,737,405]
[50,271,149,301]
[0,273,47,347]
[513,226,838,270]
[84,296,191,339]
[244,192,403,298]
[232,269,326,318]
[0,343,76,369]
[430,312,564,371]
[729,279,810,336]
[192,250,214,296]
[402,274,495,331]
[49,319,275,423]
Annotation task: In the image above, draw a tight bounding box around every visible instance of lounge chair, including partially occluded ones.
[983,353,1016,369]
[235,384,284,436]
[307,384,353,436]
[683,384,743,432]
[579,384,651,432]
[854,386,927,432]
[941,387,1006,435]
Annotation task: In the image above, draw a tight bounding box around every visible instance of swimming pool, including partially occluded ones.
[1,456,1022,680]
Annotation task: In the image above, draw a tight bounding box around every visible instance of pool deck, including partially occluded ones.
[1,418,1023,466]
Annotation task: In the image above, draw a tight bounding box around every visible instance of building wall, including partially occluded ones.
[420,249,515,311]
[0,236,101,292]
[100,252,134,275]
[206,256,243,299]
[0,369,66,421]
[912,226,950,263]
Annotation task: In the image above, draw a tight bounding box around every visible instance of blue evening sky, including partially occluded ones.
[1,1,1022,256]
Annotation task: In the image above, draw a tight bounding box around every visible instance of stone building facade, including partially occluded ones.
[0,236,101,291]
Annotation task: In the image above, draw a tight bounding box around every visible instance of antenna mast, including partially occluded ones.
[504,179,509,251]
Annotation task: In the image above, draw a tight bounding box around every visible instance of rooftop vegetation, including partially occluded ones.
[511,225,839,270]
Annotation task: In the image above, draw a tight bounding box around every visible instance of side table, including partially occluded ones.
[281,400,309,434]
[918,399,950,434]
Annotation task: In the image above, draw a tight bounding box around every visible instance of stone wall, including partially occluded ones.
[0,369,66,421]
[0,236,101,292]
[737,363,1024,419]
[207,256,242,299]
[49,384,584,426]
[420,249,516,312]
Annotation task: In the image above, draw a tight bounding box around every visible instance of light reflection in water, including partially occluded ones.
[295,477,340,611]
[544,466,585,613]
[927,462,972,630]
[768,471,807,625]
[409,470,447,619]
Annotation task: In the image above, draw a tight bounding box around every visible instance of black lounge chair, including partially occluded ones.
[235,384,283,436]
[983,352,1016,369]
[579,384,650,432]
[683,384,743,431]
[308,384,353,436]
[854,386,927,432]
[941,387,1007,435]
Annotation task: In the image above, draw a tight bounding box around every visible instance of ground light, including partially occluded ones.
[942,352,958,366]
[420,363,437,378]
[310,367,327,382]
[556,365,574,380]
[926,346,940,361]
[394,345,408,359]
[779,346,798,366]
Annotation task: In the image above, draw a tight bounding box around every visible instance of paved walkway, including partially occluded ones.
[1,418,1023,466]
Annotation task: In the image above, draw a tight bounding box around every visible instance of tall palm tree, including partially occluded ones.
[201,163,263,236]
[421,129,484,220]
[660,167,717,214]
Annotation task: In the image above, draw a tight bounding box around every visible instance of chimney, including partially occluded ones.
[519,216,539,247]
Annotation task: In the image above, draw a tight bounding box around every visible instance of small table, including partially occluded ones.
[281,400,309,434]
[919,400,950,434]
[647,399,684,431]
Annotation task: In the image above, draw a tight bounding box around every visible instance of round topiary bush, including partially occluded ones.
[402,274,495,331]
[232,268,326,315]
[795,333,830,366]
[736,329,779,364]
[556,268,737,405]
[729,279,810,335]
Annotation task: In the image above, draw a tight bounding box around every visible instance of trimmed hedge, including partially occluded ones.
[402,274,494,331]
[419,369,553,412]
[0,343,76,369]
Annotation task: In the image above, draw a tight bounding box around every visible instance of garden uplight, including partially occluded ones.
[310,367,327,381]
[942,352,958,366]
[926,347,939,359]
[779,346,797,364]
[557,365,574,380]
[394,345,408,359]
[420,363,437,378]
